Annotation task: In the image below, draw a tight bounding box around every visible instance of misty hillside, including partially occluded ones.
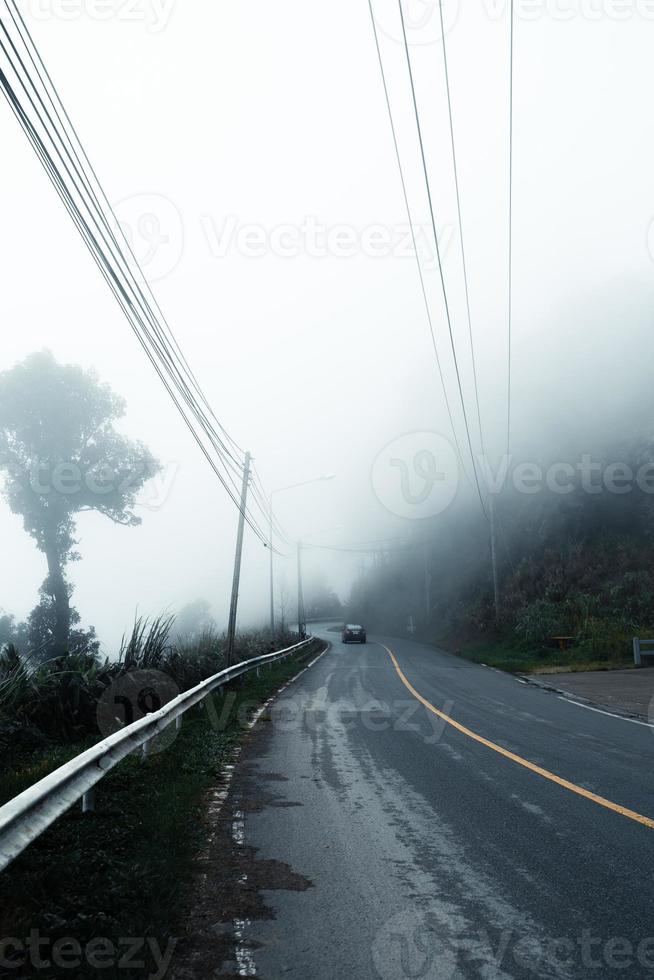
[346,432,654,670]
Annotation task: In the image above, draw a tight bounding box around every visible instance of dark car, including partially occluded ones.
[342,624,366,644]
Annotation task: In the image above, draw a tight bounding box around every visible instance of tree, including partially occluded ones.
[0,610,17,650]
[25,589,100,662]
[277,578,293,634]
[304,569,343,621]
[175,599,215,642]
[0,351,160,657]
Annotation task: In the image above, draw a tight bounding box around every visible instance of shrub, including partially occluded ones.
[1,618,302,750]
[514,599,569,645]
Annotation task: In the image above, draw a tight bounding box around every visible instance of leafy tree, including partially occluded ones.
[0,351,159,657]
[25,588,100,662]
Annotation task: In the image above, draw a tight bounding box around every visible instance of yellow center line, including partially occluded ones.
[380,643,654,830]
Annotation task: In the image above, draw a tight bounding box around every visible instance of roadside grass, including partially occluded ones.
[0,739,95,809]
[0,642,323,980]
[453,639,634,675]
[0,621,304,760]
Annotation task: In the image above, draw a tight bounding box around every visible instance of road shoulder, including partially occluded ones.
[519,667,654,721]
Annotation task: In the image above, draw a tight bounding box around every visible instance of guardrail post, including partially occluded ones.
[82,788,95,813]
[176,716,182,732]
[634,637,642,666]
[142,739,150,759]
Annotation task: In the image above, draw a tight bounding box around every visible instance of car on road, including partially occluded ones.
[342,624,366,644]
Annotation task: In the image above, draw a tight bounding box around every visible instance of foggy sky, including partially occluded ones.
[1,0,654,649]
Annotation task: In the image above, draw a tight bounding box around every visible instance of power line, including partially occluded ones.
[1,3,244,473]
[396,0,487,518]
[437,1,486,462]
[0,10,275,546]
[4,0,246,466]
[0,52,263,539]
[0,15,233,470]
[302,537,414,555]
[250,476,293,545]
[248,472,294,555]
[366,0,472,486]
[0,111,264,550]
[0,56,247,512]
[507,0,514,457]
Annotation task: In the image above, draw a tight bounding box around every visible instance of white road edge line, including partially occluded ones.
[219,641,330,977]
[231,812,255,976]
[233,917,256,977]
[556,695,654,728]
[430,645,652,727]
[481,662,527,683]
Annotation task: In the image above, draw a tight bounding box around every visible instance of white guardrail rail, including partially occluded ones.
[633,637,654,665]
[0,636,316,873]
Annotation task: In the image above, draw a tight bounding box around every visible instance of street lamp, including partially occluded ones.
[269,474,334,639]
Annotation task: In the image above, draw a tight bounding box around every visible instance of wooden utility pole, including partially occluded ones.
[489,495,500,622]
[226,451,252,666]
[423,539,431,622]
[268,498,275,640]
[297,540,306,639]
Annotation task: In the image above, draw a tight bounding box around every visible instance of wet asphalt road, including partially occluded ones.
[239,630,654,979]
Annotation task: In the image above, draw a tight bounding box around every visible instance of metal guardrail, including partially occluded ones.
[0,637,315,873]
[633,637,654,665]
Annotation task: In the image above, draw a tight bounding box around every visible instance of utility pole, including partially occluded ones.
[297,540,306,639]
[268,474,334,642]
[489,494,500,622]
[268,497,275,641]
[226,451,252,667]
[423,539,431,622]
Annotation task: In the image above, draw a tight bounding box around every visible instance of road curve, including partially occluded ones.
[235,629,654,979]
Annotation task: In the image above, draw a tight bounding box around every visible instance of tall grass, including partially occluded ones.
[118,614,175,670]
[0,618,300,751]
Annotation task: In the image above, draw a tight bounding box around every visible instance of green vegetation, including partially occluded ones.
[0,352,159,661]
[347,451,654,673]
[453,637,634,675]
[0,639,322,979]
[0,617,299,759]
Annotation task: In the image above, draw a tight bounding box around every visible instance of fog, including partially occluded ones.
[2,0,654,651]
